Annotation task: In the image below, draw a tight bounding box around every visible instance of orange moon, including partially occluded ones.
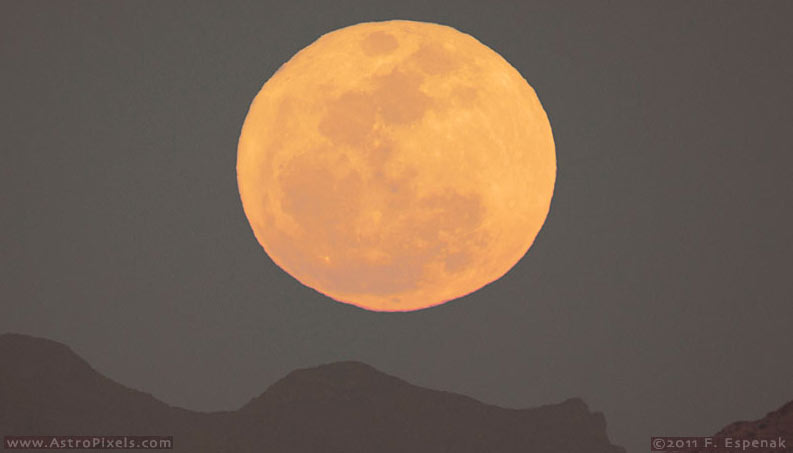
[238,20,555,312]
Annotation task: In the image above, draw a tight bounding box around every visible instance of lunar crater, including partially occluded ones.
[361,31,399,56]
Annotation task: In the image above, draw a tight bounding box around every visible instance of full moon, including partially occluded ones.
[238,20,555,312]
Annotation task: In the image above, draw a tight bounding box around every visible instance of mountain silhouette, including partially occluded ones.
[0,333,625,452]
[712,400,793,439]
[673,400,793,453]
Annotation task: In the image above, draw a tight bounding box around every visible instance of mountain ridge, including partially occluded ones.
[713,400,793,439]
[0,332,621,452]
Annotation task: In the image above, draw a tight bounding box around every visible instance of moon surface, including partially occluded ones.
[238,20,555,312]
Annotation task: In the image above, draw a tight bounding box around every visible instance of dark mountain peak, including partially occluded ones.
[240,360,423,412]
[1,332,75,355]
[555,396,588,410]
[535,397,599,419]
[308,359,376,370]
[684,400,793,453]
[715,399,793,439]
[0,332,188,436]
[284,360,390,384]
[0,332,95,382]
[533,396,609,428]
[279,360,402,385]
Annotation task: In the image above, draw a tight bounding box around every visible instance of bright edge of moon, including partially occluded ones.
[238,20,556,312]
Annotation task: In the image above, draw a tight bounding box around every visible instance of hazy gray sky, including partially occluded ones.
[2,2,792,452]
